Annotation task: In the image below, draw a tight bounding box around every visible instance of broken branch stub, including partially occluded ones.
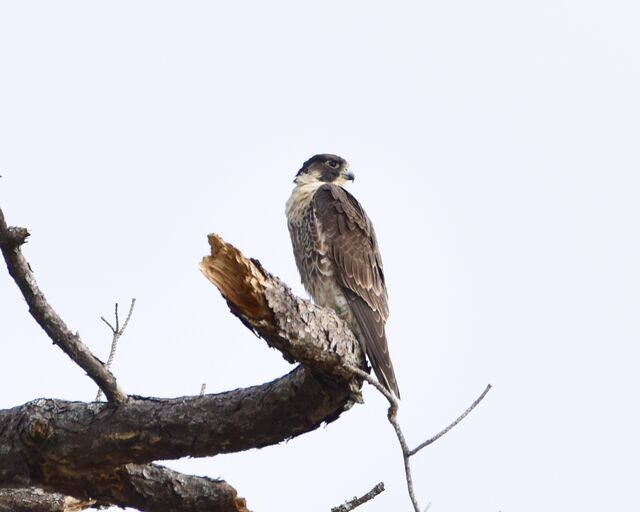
[199,233,366,389]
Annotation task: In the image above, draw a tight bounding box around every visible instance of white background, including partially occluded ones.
[1,2,639,511]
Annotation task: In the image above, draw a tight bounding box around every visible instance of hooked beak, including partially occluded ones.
[342,169,355,182]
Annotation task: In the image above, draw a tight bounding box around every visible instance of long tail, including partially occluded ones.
[348,295,400,398]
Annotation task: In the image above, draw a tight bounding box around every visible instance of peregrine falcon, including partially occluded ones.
[286,154,400,398]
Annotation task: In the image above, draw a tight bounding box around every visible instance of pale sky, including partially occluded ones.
[1,2,639,511]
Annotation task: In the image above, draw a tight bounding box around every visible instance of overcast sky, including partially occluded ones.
[1,2,639,511]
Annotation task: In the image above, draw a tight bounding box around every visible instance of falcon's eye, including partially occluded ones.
[327,160,338,168]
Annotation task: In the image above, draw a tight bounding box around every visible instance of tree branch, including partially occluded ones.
[105,463,247,512]
[95,299,136,402]
[0,230,369,509]
[0,463,248,512]
[331,482,385,512]
[0,206,128,404]
[62,463,247,512]
[408,384,492,457]
[0,488,94,512]
[199,233,366,386]
[0,370,354,488]
[347,365,491,512]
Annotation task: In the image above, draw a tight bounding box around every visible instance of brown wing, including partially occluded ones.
[312,184,400,397]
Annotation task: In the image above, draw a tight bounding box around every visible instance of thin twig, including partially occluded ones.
[331,482,385,512]
[96,299,136,402]
[0,206,128,404]
[408,383,492,456]
[346,365,421,512]
[346,364,491,512]
[100,315,116,333]
[114,303,120,331]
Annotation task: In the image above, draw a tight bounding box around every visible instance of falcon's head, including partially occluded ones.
[294,154,354,187]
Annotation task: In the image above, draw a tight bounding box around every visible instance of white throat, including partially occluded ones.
[285,181,325,222]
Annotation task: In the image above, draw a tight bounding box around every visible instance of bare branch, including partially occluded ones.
[0,206,127,404]
[331,482,385,512]
[346,364,491,512]
[116,463,247,512]
[200,233,366,389]
[100,315,116,333]
[346,365,421,511]
[0,375,356,486]
[0,229,379,509]
[0,464,248,512]
[96,299,136,402]
[85,463,248,512]
[408,384,492,456]
[0,233,371,505]
[0,488,94,512]
[114,302,120,331]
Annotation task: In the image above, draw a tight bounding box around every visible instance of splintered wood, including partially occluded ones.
[199,233,272,324]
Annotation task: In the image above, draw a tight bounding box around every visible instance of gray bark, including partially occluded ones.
[0,213,367,512]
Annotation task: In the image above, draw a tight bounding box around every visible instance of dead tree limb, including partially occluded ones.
[0,207,127,404]
[95,299,136,402]
[408,383,492,456]
[0,488,94,512]
[56,463,247,512]
[0,209,368,510]
[331,482,385,512]
[347,365,491,512]
[199,233,365,387]
[0,371,357,486]
[0,464,247,512]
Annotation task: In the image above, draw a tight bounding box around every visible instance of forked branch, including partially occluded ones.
[95,299,136,402]
[1,201,488,512]
[0,207,127,404]
[0,228,370,510]
[346,365,491,512]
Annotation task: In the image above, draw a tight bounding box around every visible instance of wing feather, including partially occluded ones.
[312,184,399,397]
[314,186,388,317]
